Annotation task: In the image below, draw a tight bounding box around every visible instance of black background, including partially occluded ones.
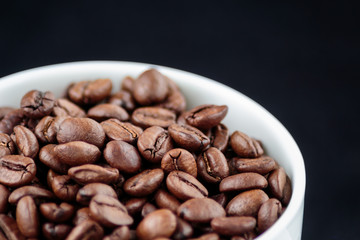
[1,1,359,239]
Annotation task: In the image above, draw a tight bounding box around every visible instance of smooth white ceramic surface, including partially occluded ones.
[0,61,305,240]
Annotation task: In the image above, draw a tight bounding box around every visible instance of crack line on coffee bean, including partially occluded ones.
[170,152,181,171]
[93,200,126,213]
[202,152,220,181]
[177,175,207,197]
[118,124,138,138]
[43,118,55,142]
[187,106,212,119]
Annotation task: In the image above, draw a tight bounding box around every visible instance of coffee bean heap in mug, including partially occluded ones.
[0,69,292,240]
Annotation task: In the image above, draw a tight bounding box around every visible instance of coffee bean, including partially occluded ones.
[132,107,176,129]
[104,140,142,174]
[39,144,70,174]
[0,155,36,187]
[68,78,112,105]
[197,147,229,183]
[268,167,287,199]
[208,123,229,152]
[108,90,136,112]
[161,148,197,177]
[183,104,228,130]
[123,169,164,197]
[87,103,129,122]
[48,170,80,202]
[0,214,26,240]
[232,156,277,174]
[168,124,210,152]
[137,126,174,163]
[90,194,133,227]
[210,216,256,236]
[210,193,228,208]
[53,98,87,118]
[173,216,194,240]
[121,76,135,93]
[0,107,15,120]
[40,202,75,223]
[226,189,269,217]
[57,117,105,148]
[0,109,26,135]
[156,78,186,114]
[72,208,91,225]
[166,171,208,201]
[0,133,15,158]
[219,172,268,192]
[35,116,67,144]
[0,184,10,213]
[136,209,177,240]
[42,223,72,240]
[257,198,282,233]
[125,198,148,216]
[103,226,130,240]
[282,176,292,206]
[230,131,263,158]
[66,220,104,240]
[16,196,39,238]
[11,125,39,158]
[68,164,120,185]
[20,90,55,119]
[8,186,54,204]
[76,183,118,205]
[154,189,181,213]
[141,203,158,218]
[101,119,143,144]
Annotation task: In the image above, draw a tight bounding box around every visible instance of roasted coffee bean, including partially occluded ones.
[0,107,15,120]
[53,98,86,118]
[177,198,225,223]
[90,194,133,227]
[66,220,104,240]
[131,107,176,129]
[161,148,197,177]
[40,202,75,223]
[0,109,26,135]
[183,104,228,130]
[232,156,276,174]
[166,171,208,201]
[133,69,169,106]
[0,184,10,213]
[39,144,70,174]
[72,208,91,225]
[103,226,130,240]
[154,189,181,213]
[282,176,292,206]
[230,131,263,158]
[210,193,228,208]
[0,133,15,157]
[68,78,112,105]
[0,214,26,240]
[141,203,158,218]
[104,140,142,174]
[68,164,119,185]
[168,124,210,152]
[197,147,229,183]
[35,116,67,144]
[226,189,269,217]
[57,117,105,148]
[101,119,143,143]
[53,141,101,166]
[76,183,118,205]
[48,171,80,202]
[108,90,136,112]
[42,223,72,240]
[121,76,135,92]
[0,155,36,187]
[136,209,177,240]
[257,198,282,233]
[20,90,55,119]
[156,78,186,114]
[210,216,256,236]
[208,123,229,152]
[137,126,174,163]
[87,103,129,122]
[11,125,39,158]
[219,172,268,192]
[123,169,164,197]
[173,216,194,240]
[8,186,54,204]
[268,167,287,199]
[16,196,39,238]
[125,198,148,216]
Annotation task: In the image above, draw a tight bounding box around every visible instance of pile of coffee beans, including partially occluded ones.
[0,69,292,240]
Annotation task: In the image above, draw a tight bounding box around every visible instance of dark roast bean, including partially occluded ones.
[16,196,39,238]
[282,176,292,206]
[48,171,80,202]
[268,167,287,200]
[137,126,174,163]
[42,223,72,240]
[11,125,39,158]
[108,90,136,112]
[209,124,229,152]
[177,198,226,223]
[257,198,282,233]
[133,69,169,106]
[166,171,208,201]
[173,216,194,240]
[34,116,67,144]
[68,78,112,105]
[90,194,133,227]
[123,169,164,197]
[210,216,256,236]
[40,202,75,223]
[53,141,101,166]
[39,144,70,174]
[0,109,26,135]
[184,104,228,130]
[168,124,210,152]
[76,183,118,205]
[230,131,263,158]
[232,156,277,174]
[210,193,228,208]
[0,184,10,213]
[0,214,26,240]
[103,226,130,240]
[57,117,105,148]
[154,189,181,213]
[0,107,15,120]
[20,90,55,119]
[68,164,120,185]
[8,186,54,204]
[197,147,229,183]
[121,76,135,92]
[101,119,143,143]
[226,189,269,217]
[131,107,176,129]
[125,198,148,216]
[141,203,158,218]
[66,220,104,240]
[219,172,268,192]
[72,208,91,225]
[0,155,36,187]
[104,140,142,174]
[161,148,197,177]
[136,209,177,240]
[87,103,129,122]
[0,133,15,158]
[53,98,86,118]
